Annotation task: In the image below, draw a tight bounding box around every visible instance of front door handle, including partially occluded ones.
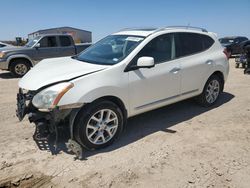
[170,67,181,74]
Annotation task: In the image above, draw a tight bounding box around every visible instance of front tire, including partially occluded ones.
[196,75,223,107]
[74,100,124,150]
[10,59,30,77]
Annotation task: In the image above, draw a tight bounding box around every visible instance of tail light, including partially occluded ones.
[223,48,231,60]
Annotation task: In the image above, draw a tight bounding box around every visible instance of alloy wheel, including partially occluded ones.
[205,79,220,104]
[14,63,28,76]
[86,109,118,145]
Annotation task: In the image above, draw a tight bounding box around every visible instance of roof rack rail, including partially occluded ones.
[149,26,208,36]
[117,26,208,36]
[118,27,158,32]
[165,26,208,32]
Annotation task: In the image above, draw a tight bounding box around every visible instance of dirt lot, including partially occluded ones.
[0,59,250,188]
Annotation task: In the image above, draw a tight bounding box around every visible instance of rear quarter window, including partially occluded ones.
[175,33,214,58]
[202,35,214,50]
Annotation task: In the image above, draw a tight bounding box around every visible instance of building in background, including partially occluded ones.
[28,26,92,43]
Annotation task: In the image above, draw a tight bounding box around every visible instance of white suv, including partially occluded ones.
[17,26,229,155]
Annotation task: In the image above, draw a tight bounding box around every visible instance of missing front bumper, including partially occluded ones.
[16,88,84,159]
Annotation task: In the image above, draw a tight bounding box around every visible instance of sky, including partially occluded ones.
[1,0,250,42]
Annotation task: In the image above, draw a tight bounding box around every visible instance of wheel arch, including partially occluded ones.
[70,95,128,144]
[91,96,128,120]
[210,71,225,92]
[7,56,34,70]
[201,70,225,93]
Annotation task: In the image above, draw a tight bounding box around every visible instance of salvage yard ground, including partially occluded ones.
[0,59,250,188]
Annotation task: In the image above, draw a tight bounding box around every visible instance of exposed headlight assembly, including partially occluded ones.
[32,82,74,110]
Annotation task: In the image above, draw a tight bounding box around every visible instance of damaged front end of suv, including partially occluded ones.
[16,82,85,159]
[15,55,110,159]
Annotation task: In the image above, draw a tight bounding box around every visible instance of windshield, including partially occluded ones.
[25,36,41,47]
[219,38,234,44]
[75,35,145,65]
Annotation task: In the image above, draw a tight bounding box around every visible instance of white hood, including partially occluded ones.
[19,57,108,90]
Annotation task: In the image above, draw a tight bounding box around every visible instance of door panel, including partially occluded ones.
[179,53,212,95]
[58,36,75,57]
[57,46,75,57]
[128,60,181,115]
[34,36,59,61]
[128,34,181,116]
[174,32,214,96]
[35,47,59,61]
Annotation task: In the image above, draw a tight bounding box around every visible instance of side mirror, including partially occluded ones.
[124,56,155,72]
[34,43,40,48]
[137,56,155,68]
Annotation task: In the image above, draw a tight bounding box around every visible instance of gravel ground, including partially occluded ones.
[0,59,250,188]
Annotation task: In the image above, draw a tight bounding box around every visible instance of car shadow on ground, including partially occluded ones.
[37,92,234,159]
[0,71,17,79]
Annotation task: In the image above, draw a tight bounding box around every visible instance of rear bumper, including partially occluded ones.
[0,59,8,70]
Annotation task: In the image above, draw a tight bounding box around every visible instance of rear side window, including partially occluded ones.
[60,36,71,47]
[175,33,203,57]
[175,33,214,58]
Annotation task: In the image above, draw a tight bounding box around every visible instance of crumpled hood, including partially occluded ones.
[19,57,108,90]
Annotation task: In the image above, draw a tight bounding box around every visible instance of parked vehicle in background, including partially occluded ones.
[16,26,229,158]
[235,40,250,69]
[0,42,13,49]
[0,34,91,76]
[219,36,248,55]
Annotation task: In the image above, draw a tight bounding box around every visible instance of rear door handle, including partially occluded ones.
[170,67,181,74]
[205,60,213,65]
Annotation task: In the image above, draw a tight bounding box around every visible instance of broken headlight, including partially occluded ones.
[32,82,74,110]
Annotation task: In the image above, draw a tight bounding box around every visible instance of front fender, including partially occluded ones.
[56,63,129,114]
[59,85,129,109]
[7,54,35,67]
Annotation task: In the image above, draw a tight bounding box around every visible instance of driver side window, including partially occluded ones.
[39,36,57,47]
[135,34,174,65]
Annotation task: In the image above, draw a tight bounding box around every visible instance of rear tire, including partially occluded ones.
[196,75,223,107]
[73,100,124,150]
[10,59,30,77]
[235,63,239,68]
